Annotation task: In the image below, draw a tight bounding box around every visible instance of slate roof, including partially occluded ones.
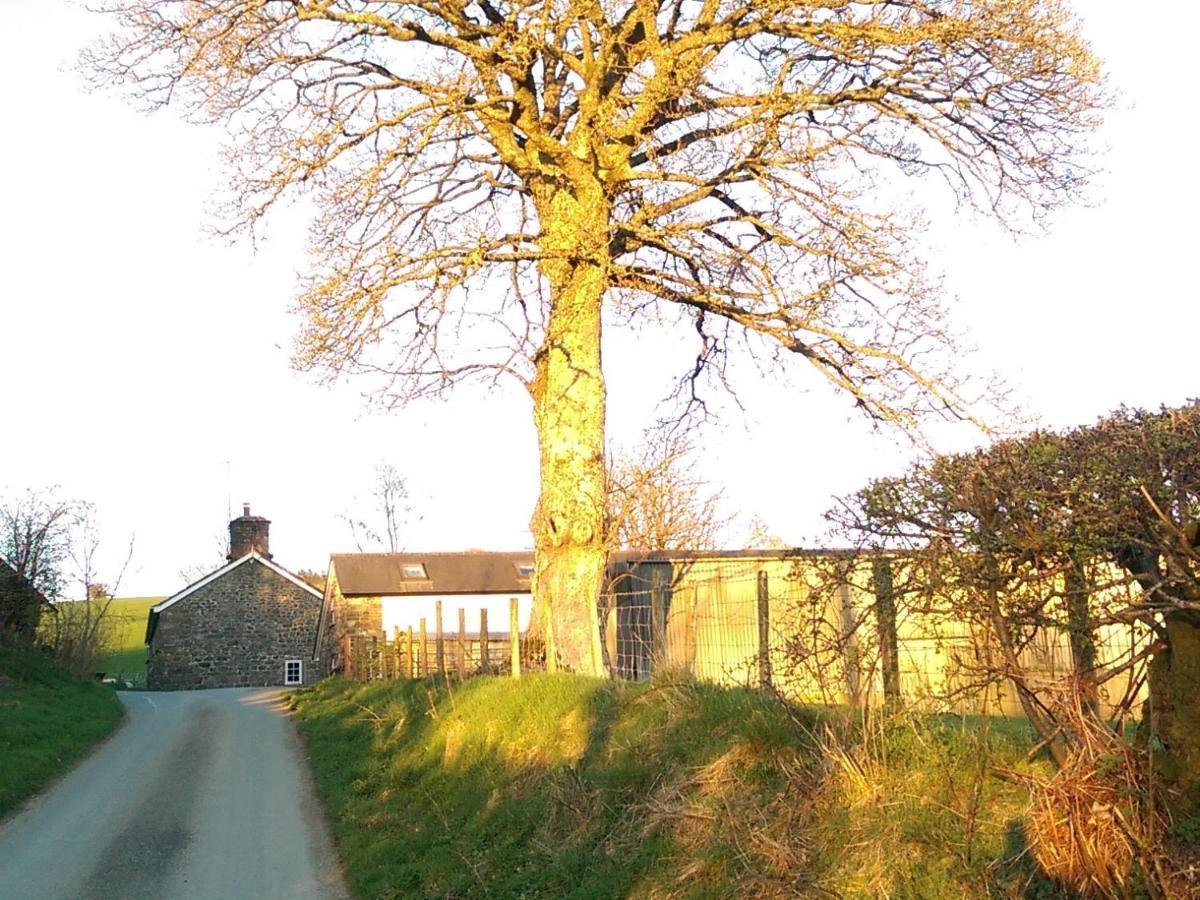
[331,551,535,596]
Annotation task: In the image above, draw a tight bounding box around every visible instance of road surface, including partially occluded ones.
[0,688,349,900]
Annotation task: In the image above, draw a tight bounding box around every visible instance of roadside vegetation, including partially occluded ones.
[292,673,1065,899]
[0,645,123,818]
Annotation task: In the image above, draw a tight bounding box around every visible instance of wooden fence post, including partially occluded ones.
[419,617,428,677]
[545,611,558,674]
[510,597,520,679]
[435,600,445,677]
[370,634,379,680]
[393,627,401,680]
[480,608,491,674]
[873,556,902,710]
[650,567,666,673]
[757,570,772,690]
[342,633,352,679]
[405,626,414,679]
[457,607,467,677]
[838,579,861,709]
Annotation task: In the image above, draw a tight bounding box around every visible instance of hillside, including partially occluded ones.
[0,646,123,817]
[98,597,163,685]
[291,674,1062,899]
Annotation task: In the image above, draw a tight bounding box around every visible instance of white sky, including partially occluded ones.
[1,1,1197,596]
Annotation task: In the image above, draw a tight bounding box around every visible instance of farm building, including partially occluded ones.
[314,551,535,676]
[145,506,323,690]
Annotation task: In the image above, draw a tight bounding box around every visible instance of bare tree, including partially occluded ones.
[177,527,233,584]
[605,430,731,554]
[341,461,418,552]
[47,506,136,677]
[89,0,1105,673]
[0,487,80,640]
[0,488,78,600]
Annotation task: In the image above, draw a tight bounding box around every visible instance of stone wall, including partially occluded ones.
[317,562,384,676]
[147,558,321,690]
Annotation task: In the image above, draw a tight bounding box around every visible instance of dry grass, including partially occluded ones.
[1026,712,1171,898]
[1028,761,1138,894]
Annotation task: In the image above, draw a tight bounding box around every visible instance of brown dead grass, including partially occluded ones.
[1025,704,1173,898]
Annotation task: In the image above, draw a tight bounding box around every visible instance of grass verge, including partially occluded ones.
[0,645,124,818]
[292,673,1065,899]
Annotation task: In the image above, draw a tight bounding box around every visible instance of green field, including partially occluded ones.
[291,673,1063,899]
[98,597,162,686]
[0,646,124,817]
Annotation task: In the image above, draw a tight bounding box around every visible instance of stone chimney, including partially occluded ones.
[228,503,271,560]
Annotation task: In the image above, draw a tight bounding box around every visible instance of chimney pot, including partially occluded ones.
[243,503,251,517]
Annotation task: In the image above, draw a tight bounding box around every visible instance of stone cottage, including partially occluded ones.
[145,506,323,690]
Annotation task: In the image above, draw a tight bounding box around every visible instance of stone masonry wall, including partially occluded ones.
[148,559,322,690]
[316,562,384,676]
[325,594,383,676]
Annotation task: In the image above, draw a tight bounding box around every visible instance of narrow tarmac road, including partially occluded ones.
[0,688,349,900]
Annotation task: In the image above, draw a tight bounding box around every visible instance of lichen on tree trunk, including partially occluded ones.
[1148,616,1200,818]
[527,182,608,676]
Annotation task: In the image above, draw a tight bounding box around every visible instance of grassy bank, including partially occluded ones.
[0,646,124,817]
[292,674,1063,899]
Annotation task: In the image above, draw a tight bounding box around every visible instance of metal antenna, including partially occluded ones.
[222,460,231,523]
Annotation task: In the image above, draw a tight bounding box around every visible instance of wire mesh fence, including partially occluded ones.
[335,559,1150,719]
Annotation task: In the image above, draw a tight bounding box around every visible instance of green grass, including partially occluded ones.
[291,673,1063,899]
[0,645,124,818]
[97,597,162,685]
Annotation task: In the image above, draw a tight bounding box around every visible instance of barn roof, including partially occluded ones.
[330,551,535,596]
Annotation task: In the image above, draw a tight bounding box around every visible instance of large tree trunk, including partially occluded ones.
[527,182,608,676]
[1117,549,1200,816]
[1147,615,1200,818]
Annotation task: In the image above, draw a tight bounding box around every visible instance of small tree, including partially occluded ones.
[177,527,233,584]
[605,430,730,555]
[46,505,136,678]
[341,461,418,552]
[0,487,80,642]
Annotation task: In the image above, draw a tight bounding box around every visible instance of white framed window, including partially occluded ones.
[284,659,302,685]
[400,563,428,579]
[516,563,534,577]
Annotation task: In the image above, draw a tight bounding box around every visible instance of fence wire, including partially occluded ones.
[336,561,1150,718]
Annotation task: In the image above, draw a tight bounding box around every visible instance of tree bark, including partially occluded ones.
[1064,553,1099,716]
[1117,549,1200,816]
[1147,615,1200,818]
[527,181,608,676]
